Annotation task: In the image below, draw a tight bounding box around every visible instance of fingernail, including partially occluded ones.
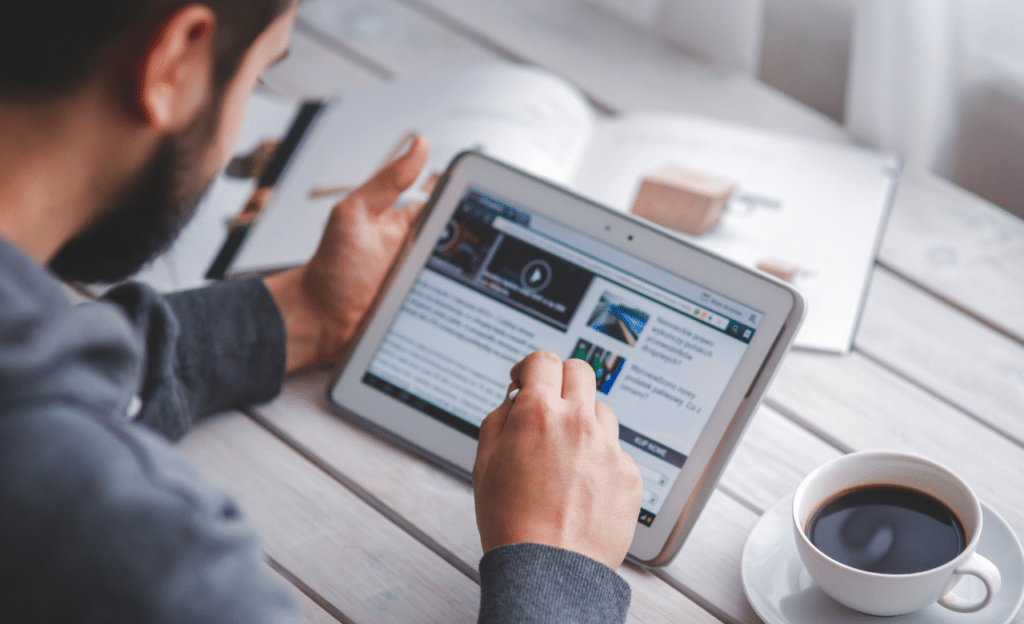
[379,132,419,171]
[397,132,420,159]
[508,388,520,403]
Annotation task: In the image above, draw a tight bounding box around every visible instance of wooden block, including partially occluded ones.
[631,167,735,235]
[756,259,798,282]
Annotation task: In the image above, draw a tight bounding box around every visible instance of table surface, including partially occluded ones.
[175,1,1024,622]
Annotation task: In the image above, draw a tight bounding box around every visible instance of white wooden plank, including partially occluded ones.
[857,267,1024,444]
[293,590,345,624]
[255,372,477,559]
[253,369,723,624]
[767,350,1024,542]
[271,558,352,624]
[391,0,847,141]
[618,566,725,624]
[662,490,763,624]
[877,169,1024,344]
[297,0,500,76]
[177,411,480,624]
[719,404,842,514]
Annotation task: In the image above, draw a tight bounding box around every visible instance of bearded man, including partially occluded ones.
[0,1,643,622]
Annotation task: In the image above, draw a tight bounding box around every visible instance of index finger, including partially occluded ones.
[353,135,430,217]
[562,357,597,405]
[509,351,564,403]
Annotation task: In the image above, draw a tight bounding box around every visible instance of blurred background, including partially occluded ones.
[143,0,1024,293]
[593,0,1024,219]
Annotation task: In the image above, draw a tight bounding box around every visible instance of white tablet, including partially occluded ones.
[329,152,804,566]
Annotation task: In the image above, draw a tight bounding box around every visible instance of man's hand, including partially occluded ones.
[473,351,643,570]
[264,136,429,372]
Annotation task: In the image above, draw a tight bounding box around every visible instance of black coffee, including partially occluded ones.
[806,485,966,574]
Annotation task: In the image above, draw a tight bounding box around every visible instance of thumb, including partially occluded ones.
[356,135,430,217]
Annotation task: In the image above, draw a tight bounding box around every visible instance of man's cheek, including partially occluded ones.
[205,82,253,179]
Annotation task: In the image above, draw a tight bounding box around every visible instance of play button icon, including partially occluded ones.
[520,259,553,292]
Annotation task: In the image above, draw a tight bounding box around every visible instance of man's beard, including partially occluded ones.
[49,100,220,284]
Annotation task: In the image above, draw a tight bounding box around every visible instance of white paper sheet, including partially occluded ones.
[227,65,898,353]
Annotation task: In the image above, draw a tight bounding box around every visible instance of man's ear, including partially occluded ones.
[136,5,217,129]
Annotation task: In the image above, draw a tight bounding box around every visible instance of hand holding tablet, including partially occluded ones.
[329,152,803,565]
[278,140,645,569]
[473,351,643,570]
[264,136,430,372]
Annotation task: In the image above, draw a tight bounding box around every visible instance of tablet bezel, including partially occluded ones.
[329,151,803,566]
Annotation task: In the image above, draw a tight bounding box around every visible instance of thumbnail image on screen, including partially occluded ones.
[428,191,595,331]
[586,291,650,347]
[432,213,500,279]
[570,339,625,395]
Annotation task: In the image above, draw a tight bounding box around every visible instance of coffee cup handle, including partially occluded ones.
[938,553,1002,613]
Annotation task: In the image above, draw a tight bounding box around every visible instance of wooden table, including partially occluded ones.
[176,1,1024,622]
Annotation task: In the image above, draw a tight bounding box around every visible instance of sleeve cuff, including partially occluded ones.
[106,277,286,440]
[478,543,631,624]
[164,277,286,415]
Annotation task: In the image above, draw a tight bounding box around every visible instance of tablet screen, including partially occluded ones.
[362,187,763,526]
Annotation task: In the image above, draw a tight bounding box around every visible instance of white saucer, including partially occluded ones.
[742,494,1024,624]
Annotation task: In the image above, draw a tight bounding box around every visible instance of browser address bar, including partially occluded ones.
[490,217,731,331]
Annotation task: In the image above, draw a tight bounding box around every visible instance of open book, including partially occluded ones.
[228,64,899,353]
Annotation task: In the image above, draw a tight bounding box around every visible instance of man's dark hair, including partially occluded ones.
[0,0,292,99]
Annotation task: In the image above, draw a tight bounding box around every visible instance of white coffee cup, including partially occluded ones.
[792,451,1001,616]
